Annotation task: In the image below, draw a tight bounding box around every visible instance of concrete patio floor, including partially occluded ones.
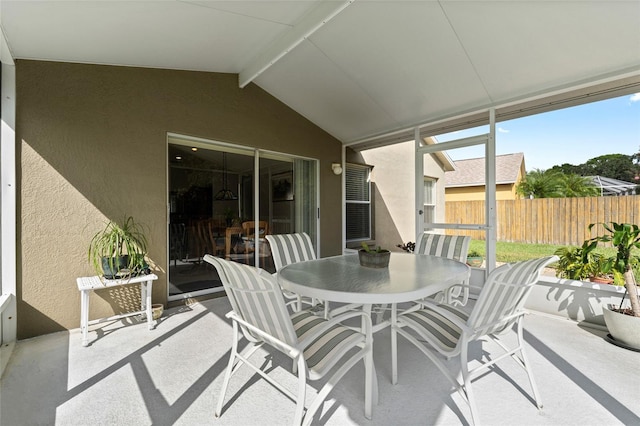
[1,296,639,426]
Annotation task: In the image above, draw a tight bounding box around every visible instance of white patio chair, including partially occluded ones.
[415,232,472,306]
[203,255,374,426]
[265,233,324,313]
[391,255,558,425]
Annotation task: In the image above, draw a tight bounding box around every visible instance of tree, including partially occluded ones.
[517,169,599,198]
[580,154,637,182]
[558,173,599,197]
[516,169,562,198]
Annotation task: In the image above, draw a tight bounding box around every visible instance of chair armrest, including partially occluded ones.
[226,311,302,358]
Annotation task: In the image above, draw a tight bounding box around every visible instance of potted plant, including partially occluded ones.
[88,216,149,279]
[586,222,640,349]
[554,240,614,284]
[359,242,391,268]
[466,250,484,267]
[396,241,415,253]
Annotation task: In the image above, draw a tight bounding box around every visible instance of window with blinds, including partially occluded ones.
[346,164,371,241]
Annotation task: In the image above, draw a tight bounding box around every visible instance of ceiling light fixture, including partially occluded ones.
[215,152,238,200]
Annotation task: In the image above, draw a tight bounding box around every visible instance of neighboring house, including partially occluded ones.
[346,138,455,249]
[445,153,526,201]
[590,176,638,196]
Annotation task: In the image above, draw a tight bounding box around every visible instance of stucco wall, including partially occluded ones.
[16,60,343,339]
[357,141,448,248]
[445,183,517,201]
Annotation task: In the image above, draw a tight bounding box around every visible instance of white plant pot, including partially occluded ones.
[603,306,640,350]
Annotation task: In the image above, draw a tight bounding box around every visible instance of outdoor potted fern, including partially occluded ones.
[359,242,391,268]
[88,216,149,279]
[586,222,640,350]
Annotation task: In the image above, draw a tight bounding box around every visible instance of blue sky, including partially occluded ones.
[435,93,640,172]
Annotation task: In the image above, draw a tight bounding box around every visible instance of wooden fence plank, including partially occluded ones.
[445,195,640,245]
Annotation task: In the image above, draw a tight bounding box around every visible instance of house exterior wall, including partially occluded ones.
[445,183,517,201]
[355,141,447,248]
[16,60,343,339]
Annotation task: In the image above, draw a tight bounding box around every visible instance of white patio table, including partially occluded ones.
[277,252,470,330]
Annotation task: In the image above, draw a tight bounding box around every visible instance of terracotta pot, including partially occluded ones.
[589,276,614,284]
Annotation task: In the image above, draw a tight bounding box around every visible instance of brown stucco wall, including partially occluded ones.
[16,60,343,339]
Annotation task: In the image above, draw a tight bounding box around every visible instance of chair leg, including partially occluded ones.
[294,356,307,426]
[517,321,543,409]
[215,323,240,418]
[391,303,399,385]
[460,343,480,426]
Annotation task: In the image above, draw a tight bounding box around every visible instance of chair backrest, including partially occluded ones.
[265,233,316,272]
[468,255,558,336]
[242,220,269,238]
[415,233,471,263]
[203,254,298,346]
[225,226,245,258]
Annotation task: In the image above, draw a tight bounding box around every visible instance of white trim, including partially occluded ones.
[238,0,353,88]
[1,50,17,345]
[414,128,422,239]
[166,133,321,301]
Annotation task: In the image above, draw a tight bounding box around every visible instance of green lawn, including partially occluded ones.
[468,240,622,263]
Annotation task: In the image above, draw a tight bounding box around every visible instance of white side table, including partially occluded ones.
[76,273,159,347]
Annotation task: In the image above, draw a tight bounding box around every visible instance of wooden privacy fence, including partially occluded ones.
[445,195,640,246]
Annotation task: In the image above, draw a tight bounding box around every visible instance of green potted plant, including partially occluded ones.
[88,216,149,279]
[554,240,614,284]
[586,222,640,349]
[359,242,390,268]
[466,250,484,267]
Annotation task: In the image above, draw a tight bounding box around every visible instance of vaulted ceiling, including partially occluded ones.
[3,0,640,149]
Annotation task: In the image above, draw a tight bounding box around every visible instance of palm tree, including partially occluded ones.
[558,173,600,197]
[516,169,562,198]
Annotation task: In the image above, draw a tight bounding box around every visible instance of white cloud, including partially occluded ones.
[630,93,640,103]
[498,127,510,133]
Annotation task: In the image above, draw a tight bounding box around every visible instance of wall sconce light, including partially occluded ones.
[331,163,343,175]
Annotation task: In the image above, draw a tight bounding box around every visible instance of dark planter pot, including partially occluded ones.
[358,250,390,268]
[101,255,129,279]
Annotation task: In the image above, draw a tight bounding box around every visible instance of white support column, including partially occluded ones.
[485,109,497,274]
[1,25,17,373]
[341,144,346,252]
[254,150,260,267]
[414,127,423,239]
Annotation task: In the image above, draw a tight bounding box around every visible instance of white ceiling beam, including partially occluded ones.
[238,0,354,88]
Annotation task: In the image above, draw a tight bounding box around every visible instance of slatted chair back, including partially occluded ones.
[265,233,316,271]
[203,254,298,347]
[415,232,471,263]
[468,255,558,336]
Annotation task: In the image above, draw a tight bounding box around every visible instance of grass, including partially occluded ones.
[469,240,634,263]
[469,240,640,281]
[469,240,632,263]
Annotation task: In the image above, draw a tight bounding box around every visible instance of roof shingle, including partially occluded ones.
[444,153,525,187]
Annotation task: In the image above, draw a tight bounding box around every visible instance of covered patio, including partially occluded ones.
[2,296,638,425]
[1,2,640,423]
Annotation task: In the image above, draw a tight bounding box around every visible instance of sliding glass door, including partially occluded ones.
[167,135,318,300]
